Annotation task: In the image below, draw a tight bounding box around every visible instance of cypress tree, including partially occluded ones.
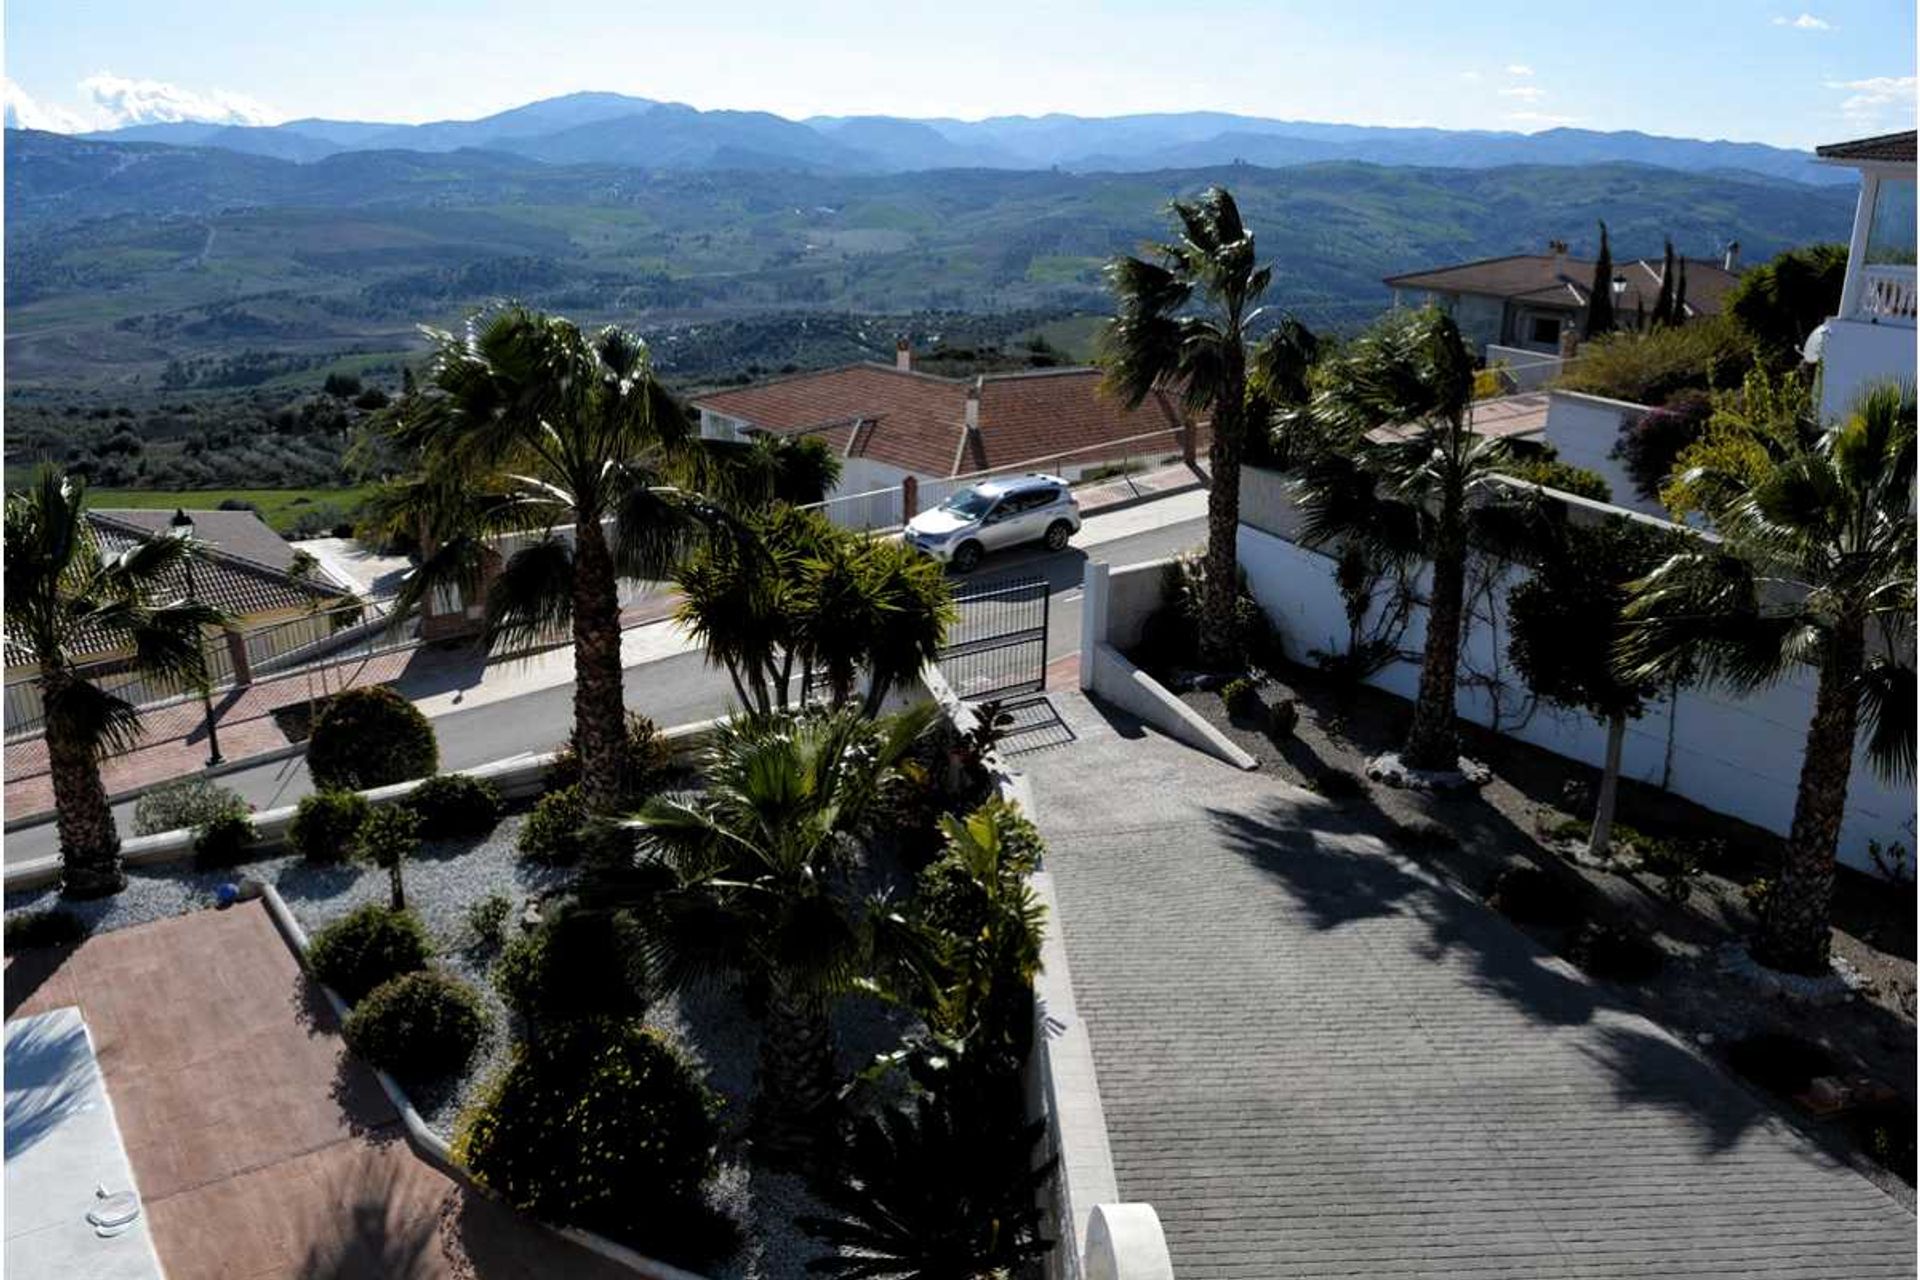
[1584,221,1615,338]
[1651,239,1676,327]
[1674,258,1689,324]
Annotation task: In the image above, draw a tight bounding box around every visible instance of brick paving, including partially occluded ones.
[1020,690,1915,1278]
[5,903,631,1279]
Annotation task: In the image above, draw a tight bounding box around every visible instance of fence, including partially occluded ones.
[938,574,1051,701]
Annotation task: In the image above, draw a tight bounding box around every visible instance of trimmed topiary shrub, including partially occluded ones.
[1565,921,1665,984]
[407,773,502,840]
[518,785,589,866]
[193,811,258,870]
[307,686,439,791]
[132,777,248,837]
[4,907,90,954]
[306,903,433,1003]
[343,969,493,1082]
[467,893,513,948]
[452,1018,731,1266]
[494,903,650,1027]
[355,805,421,912]
[288,790,372,863]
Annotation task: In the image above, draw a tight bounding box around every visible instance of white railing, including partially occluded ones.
[1857,264,1917,325]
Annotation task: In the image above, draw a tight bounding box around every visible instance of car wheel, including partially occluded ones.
[1044,520,1073,551]
[951,541,983,573]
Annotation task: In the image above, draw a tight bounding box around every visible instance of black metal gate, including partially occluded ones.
[938,573,1050,701]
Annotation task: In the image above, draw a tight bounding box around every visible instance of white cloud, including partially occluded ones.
[1506,111,1583,128]
[1825,74,1918,123]
[1772,13,1831,28]
[1499,85,1547,101]
[1459,70,1483,83]
[3,78,93,132]
[78,72,282,128]
[1506,64,1535,76]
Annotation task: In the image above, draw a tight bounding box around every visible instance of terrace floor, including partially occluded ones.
[1020,689,1915,1278]
[4,901,630,1280]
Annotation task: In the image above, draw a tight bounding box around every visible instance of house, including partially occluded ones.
[688,342,1195,515]
[1802,130,1916,421]
[1384,241,1742,360]
[3,508,348,735]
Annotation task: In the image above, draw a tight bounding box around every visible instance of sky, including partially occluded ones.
[4,0,1915,148]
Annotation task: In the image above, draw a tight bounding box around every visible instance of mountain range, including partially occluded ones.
[51,90,1848,185]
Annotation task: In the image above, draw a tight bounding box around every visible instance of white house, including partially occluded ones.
[1804,130,1916,421]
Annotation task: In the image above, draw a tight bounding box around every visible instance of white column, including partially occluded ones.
[1838,172,1880,321]
[1080,561,1110,692]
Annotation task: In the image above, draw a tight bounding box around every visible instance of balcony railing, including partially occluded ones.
[1856,263,1917,325]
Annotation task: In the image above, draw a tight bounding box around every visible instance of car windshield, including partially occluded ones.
[942,487,996,519]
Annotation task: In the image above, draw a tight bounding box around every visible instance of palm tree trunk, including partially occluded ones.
[46,679,125,900]
[570,519,630,812]
[1588,710,1627,860]
[1404,522,1466,771]
[753,974,837,1165]
[1198,400,1244,670]
[388,861,406,913]
[1758,617,1865,975]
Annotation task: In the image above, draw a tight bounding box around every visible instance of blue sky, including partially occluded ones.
[5,0,1914,147]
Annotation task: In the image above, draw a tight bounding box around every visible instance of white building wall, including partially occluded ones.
[1818,319,1916,422]
[1542,390,1662,518]
[835,455,915,496]
[1232,495,1912,874]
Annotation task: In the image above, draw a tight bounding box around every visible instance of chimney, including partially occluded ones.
[1548,238,1569,277]
[895,337,912,373]
[965,378,981,433]
[1723,240,1741,273]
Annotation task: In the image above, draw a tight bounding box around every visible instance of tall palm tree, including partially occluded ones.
[1619,383,1915,973]
[1103,186,1290,667]
[4,471,224,897]
[387,307,748,812]
[1289,307,1512,772]
[596,704,937,1163]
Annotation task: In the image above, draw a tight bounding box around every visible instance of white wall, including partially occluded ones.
[835,455,915,497]
[1819,318,1916,422]
[1543,390,1662,518]
[1234,513,1912,874]
[1487,345,1564,390]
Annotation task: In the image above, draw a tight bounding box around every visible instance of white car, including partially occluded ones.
[904,473,1081,572]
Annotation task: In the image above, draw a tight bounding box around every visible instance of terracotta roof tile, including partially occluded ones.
[1385,253,1740,319]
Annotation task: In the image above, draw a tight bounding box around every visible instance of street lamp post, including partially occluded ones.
[169,509,224,767]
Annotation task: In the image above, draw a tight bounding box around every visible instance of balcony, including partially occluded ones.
[1855,263,1917,325]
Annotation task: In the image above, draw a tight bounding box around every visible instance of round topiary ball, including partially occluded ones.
[343,969,493,1082]
[494,903,650,1028]
[306,902,433,1003]
[308,686,439,792]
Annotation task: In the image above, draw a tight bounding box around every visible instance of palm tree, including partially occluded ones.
[4,471,224,898]
[1103,186,1292,667]
[386,307,749,813]
[1289,307,1512,772]
[596,704,937,1162]
[1619,383,1915,974]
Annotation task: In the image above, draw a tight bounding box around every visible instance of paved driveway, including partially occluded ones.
[5,903,629,1280]
[1020,691,1914,1278]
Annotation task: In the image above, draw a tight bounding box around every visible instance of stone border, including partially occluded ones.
[3,719,725,892]
[255,882,709,1280]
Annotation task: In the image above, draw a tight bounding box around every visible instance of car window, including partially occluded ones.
[943,487,994,519]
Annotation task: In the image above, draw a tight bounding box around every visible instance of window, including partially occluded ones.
[1528,315,1561,347]
[943,486,995,519]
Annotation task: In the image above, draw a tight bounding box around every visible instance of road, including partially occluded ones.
[5,509,1205,866]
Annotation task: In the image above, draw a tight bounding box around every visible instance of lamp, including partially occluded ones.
[1611,274,1628,300]
[169,510,224,767]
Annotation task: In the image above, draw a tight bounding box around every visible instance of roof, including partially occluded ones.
[1815,131,1917,165]
[691,364,1187,479]
[1384,253,1740,319]
[1372,391,1549,444]
[91,507,301,574]
[4,513,340,668]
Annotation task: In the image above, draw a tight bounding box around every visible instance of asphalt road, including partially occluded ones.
[5,513,1205,867]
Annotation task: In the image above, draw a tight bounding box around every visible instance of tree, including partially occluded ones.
[1288,307,1513,772]
[386,307,748,813]
[1507,514,1685,859]
[1584,221,1615,339]
[1674,258,1689,323]
[1649,239,1677,328]
[1660,366,1815,520]
[1618,383,1915,973]
[1103,186,1295,667]
[4,471,224,897]
[1726,243,1848,370]
[595,705,938,1162]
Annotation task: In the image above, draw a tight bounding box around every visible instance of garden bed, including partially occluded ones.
[1163,654,1916,1199]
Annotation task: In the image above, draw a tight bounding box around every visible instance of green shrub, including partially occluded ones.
[306,903,433,1003]
[1852,1100,1917,1184]
[467,893,513,948]
[518,785,589,866]
[4,907,89,954]
[132,777,248,837]
[452,1018,728,1265]
[1269,697,1300,738]
[307,686,439,791]
[355,806,421,912]
[1498,452,1612,503]
[408,773,502,840]
[1611,390,1712,503]
[1486,865,1581,928]
[1565,921,1664,984]
[1725,1031,1836,1096]
[288,790,372,863]
[1311,766,1367,800]
[343,969,493,1082]
[494,904,650,1027]
[1392,818,1460,854]
[544,713,675,803]
[193,811,258,870]
[1554,313,1747,405]
[1221,677,1261,718]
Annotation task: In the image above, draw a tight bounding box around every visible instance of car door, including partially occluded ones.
[976,494,1023,550]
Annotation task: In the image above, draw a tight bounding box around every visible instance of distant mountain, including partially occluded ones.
[45,91,1844,185]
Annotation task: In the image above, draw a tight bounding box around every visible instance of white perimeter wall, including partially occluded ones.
[1542,390,1662,518]
[1233,475,1912,873]
[1819,319,1917,422]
